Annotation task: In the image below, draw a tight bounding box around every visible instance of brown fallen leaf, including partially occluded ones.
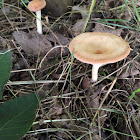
[13,31,69,58]
[99,106,108,126]
[82,76,90,89]
[134,80,140,92]
[134,0,140,6]
[85,85,102,114]
[72,20,93,36]
[0,36,7,48]
[42,83,59,96]
[48,99,63,119]
[136,33,140,43]
[46,32,69,45]
[55,131,69,140]
[71,5,92,36]
[89,95,100,110]
[120,67,140,78]
[93,23,123,36]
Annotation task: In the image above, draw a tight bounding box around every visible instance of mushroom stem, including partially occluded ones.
[92,64,103,82]
[36,10,42,34]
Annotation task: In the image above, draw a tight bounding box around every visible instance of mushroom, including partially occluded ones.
[69,32,130,82]
[28,0,46,34]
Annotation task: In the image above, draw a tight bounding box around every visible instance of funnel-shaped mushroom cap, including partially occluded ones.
[69,32,130,65]
[28,0,46,12]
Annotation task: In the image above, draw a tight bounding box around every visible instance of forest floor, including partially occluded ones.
[0,0,140,140]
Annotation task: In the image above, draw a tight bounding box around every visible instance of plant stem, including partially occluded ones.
[82,0,96,32]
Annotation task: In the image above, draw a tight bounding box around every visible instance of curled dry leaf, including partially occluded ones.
[99,106,108,126]
[0,6,11,16]
[72,5,88,20]
[0,36,7,48]
[118,6,132,22]
[119,11,132,22]
[13,31,69,58]
[42,83,59,96]
[82,76,90,89]
[89,95,100,110]
[134,0,140,6]
[72,20,92,36]
[120,66,140,78]
[10,58,26,78]
[134,80,140,92]
[46,32,69,45]
[136,33,140,43]
[85,86,102,113]
[48,99,63,119]
[71,5,92,36]
[55,131,69,140]
[93,23,123,36]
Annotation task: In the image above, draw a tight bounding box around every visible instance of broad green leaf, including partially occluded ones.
[0,49,12,99]
[0,93,39,140]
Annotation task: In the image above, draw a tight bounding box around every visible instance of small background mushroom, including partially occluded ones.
[28,0,46,34]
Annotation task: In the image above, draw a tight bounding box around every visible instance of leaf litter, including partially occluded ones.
[1,0,140,139]
[13,31,69,57]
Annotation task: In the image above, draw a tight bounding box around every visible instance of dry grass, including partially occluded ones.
[0,0,140,140]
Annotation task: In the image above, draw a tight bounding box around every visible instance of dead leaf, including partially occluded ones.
[85,86,102,113]
[46,33,69,45]
[13,31,51,56]
[72,20,92,36]
[0,6,11,16]
[48,99,63,119]
[120,66,140,78]
[72,5,88,19]
[13,31,69,58]
[118,6,132,22]
[71,5,92,36]
[136,33,140,43]
[89,95,100,110]
[134,80,140,91]
[134,0,140,6]
[99,106,108,126]
[93,23,123,36]
[82,76,90,89]
[42,84,59,96]
[0,36,7,48]
[55,131,69,140]
[120,12,132,22]
[52,73,61,79]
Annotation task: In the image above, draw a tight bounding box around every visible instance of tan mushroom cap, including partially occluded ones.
[69,32,130,65]
[28,0,46,12]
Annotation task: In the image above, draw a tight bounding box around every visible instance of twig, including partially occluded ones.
[6,80,65,85]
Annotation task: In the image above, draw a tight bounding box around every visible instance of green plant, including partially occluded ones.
[0,0,2,8]
[0,49,40,140]
[0,50,12,99]
[129,88,140,99]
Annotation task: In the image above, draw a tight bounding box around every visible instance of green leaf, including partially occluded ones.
[0,49,12,99]
[0,0,2,8]
[0,93,39,140]
[129,88,140,99]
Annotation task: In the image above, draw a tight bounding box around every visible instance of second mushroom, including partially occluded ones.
[28,0,46,34]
